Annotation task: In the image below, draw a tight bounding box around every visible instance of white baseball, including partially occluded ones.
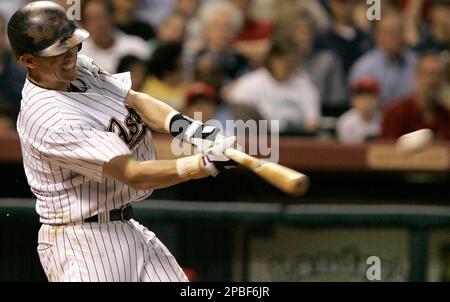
[396,129,434,155]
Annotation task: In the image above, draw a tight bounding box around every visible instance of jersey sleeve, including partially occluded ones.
[41,125,132,182]
[98,71,132,102]
[77,54,132,102]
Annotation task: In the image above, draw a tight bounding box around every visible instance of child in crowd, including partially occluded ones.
[337,77,382,143]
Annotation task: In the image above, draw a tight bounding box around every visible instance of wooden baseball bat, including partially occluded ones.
[225,148,310,196]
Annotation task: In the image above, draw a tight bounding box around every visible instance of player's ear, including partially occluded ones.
[18,54,38,70]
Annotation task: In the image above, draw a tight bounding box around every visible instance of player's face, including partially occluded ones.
[27,45,79,91]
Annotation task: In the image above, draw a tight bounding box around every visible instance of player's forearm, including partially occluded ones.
[103,155,209,190]
[126,159,186,190]
[125,89,177,133]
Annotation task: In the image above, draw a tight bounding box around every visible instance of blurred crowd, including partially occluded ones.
[0,0,449,143]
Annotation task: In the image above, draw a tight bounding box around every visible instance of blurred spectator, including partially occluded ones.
[184,80,233,134]
[349,9,417,106]
[414,1,450,53]
[0,103,15,132]
[112,0,156,41]
[392,0,434,46]
[174,0,204,55]
[0,12,26,117]
[193,50,224,91]
[0,0,26,23]
[116,55,147,91]
[381,52,450,140]
[80,0,150,73]
[352,0,428,37]
[227,41,320,135]
[136,0,175,27]
[229,0,273,68]
[191,51,235,130]
[394,0,433,19]
[315,0,373,76]
[276,0,330,31]
[337,77,381,143]
[352,1,374,33]
[193,1,251,86]
[175,0,200,17]
[275,8,347,116]
[442,51,450,110]
[358,0,436,48]
[184,82,219,123]
[231,0,272,41]
[142,42,189,111]
[148,12,187,54]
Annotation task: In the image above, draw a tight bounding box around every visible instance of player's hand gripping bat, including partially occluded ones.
[224,148,310,196]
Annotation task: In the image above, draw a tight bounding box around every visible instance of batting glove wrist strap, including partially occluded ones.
[202,155,220,177]
[176,154,209,180]
[167,113,220,145]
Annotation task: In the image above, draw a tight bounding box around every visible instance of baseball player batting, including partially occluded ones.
[8,1,236,282]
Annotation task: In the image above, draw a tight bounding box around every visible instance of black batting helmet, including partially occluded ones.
[7,1,89,59]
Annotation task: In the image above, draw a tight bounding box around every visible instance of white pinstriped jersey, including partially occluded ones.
[20,54,188,282]
[17,54,156,225]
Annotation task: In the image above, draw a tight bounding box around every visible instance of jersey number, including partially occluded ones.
[107,106,148,149]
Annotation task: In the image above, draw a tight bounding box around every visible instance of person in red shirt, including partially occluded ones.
[230,0,272,41]
[381,51,450,140]
[228,0,273,68]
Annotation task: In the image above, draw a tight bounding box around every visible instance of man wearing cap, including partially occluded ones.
[184,82,219,123]
[8,1,236,282]
[336,77,382,143]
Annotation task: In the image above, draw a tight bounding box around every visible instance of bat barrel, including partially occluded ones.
[225,148,310,196]
[288,174,310,196]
